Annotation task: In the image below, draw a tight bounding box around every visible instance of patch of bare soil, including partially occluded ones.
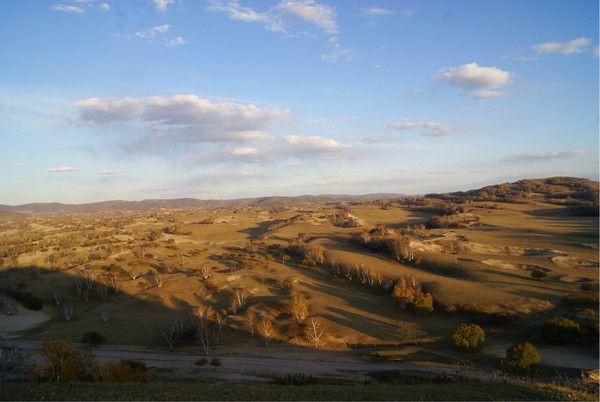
[551,256,599,269]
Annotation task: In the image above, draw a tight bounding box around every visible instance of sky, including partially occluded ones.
[0,0,598,204]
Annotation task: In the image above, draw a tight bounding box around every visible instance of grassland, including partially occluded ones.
[0,380,595,401]
[0,177,598,398]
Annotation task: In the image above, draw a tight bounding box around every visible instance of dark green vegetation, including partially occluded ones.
[0,380,594,401]
[506,342,541,369]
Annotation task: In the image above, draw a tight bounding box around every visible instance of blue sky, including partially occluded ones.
[0,0,598,204]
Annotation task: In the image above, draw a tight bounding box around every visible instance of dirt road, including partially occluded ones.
[1,341,498,382]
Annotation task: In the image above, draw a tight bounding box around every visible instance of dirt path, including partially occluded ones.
[1,341,498,382]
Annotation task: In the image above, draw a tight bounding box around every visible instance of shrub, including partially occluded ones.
[506,342,540,369]
[96,360,149,383]
[540,317,581,344]
[530,269,547,281]
[413,293,434,313]
[195,358,208,367]
[451,323,485,349]
[81,331,106,346]
[210,357,221,370]
[37,339,96,382]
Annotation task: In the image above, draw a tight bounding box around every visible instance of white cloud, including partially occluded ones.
[321,48,355,62]
[387,119,454,137]
[533,37,592,55]
[208,1,270,23]
[231,147,258,156]
[52,4,85,14]
[360,7,394,16]
[277,0,337,34]
[166,36,187,47]
[500,150,587,162]
[437,63,511,99]
[437,63,510,89]
[135,24,171,39]
[48,166,77,173]
[76,94,288,145]
[208,1,337,36]
[153,0,174,12]
[98,3,110,11]
[466,89,505,99]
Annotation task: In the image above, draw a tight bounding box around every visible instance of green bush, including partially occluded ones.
[412,293,434,313]
[505,342,540,369]
[540,317,581,344]
[451,323,485,349]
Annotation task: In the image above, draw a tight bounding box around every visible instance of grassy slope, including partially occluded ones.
[0,381,595,401]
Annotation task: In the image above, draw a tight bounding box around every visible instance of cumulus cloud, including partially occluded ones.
[208,0,337,35]
[76,94,288,145]
[533,37,592,55]
[387,119,454,137]
[277,0,337,34]
[48,166,77,173]
[360,7,394,16]
[153,0,174,12]
[437,63,510,89]
[52,4,85,14]
[500,150,587,162]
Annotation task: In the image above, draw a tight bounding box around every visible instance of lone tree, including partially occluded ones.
[505,342,540,369]
[451,323,485,349]
[304,318,327,348]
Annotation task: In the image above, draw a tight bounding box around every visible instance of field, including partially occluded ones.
[0,178,598,398]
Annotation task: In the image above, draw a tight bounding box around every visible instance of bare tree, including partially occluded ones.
[153,272,165,288]
[61,303,74,321]
[81,289,89,302]
[193,306,221,355]
[256,317,274,346]
[95,285,109,301]
[74,279,83,296]
[199,264,212,281]
[108,274,120,294]
[159,325,177,352]
[128,268,140,280]
[83,272,94,290]
[304,318,326,348]
[100,310,108,323]
[51,290,62,305]
[228,288,248,314]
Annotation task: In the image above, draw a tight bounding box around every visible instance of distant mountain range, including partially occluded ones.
[2,176,597,214]
[0,194,406,214]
